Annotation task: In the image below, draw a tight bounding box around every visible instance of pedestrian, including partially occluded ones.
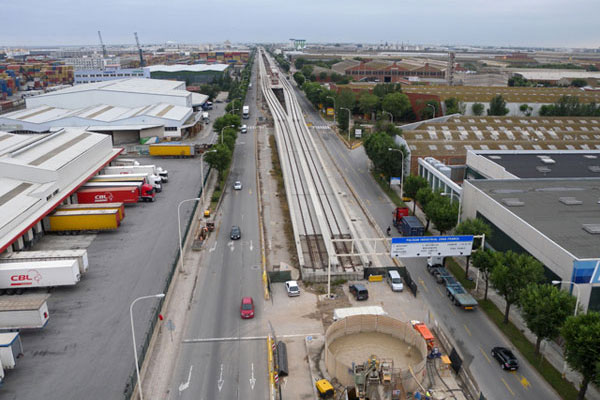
[386,226,391,236]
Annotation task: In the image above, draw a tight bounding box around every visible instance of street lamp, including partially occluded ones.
[177,198,201,273]
[326,96,336,120]
[228,107,238,115]
[552,280,581,377]
[382,110,394,124]
[427,103,436,119]
[340,107,352,141]
[441,191,463,224]
[220,124,235,145]
[130,293,165,400]
[388,148,405,199]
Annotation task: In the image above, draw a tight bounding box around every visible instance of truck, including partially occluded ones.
[111,158,140,167]
[410,320,436,350]
[90,173,162,192]
[149,143,196,157]
[333,306,387,321]
[400,216,425,236]
[43,210,121,232]
[103,164,168,183]
[202,111,210,124]
[0,260,81,289]
[79,182,155,202]
[446,283,478,310]
[392,207,410,232]
[0,332,23,369]
[0,249,90,275]
[242,105,249,119]
[58,203,125,222]
[0,294,50,329]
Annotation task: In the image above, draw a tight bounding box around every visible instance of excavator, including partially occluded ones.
[353,356,394,400]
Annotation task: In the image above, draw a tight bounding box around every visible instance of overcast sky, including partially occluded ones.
[2,0,599,48]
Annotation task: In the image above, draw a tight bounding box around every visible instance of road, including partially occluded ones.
[291,81,560,400]
[169,58,268,400]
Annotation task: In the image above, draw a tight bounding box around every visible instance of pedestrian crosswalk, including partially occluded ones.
[311,125,333,130]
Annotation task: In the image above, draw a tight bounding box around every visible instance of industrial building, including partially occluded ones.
[332,59,447,83]
[74,68,144,84]
[510,69,600,85]
[0,129,121,254]
[143,64,230,85]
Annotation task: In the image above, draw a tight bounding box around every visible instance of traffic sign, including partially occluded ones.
[391,235,474,258]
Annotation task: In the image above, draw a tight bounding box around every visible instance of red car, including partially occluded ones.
[240,297,255,319]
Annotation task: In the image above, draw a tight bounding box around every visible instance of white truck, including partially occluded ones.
[91,172,162,192]
[332,306,387,321]
[0,250,89,275]
[112,158,140,167]
[242,105,249,119]
[0,294,50,330]
[0,332,23,369]
[0,260,81,290]
[202,111,210,124]
[102,165,168,183]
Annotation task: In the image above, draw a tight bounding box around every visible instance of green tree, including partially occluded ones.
[213,114,241,131]
[415,187,435,230]
[373,83,403,98]
[519,103,533,116]
[319,71,328,80]
[336,89,356,132]
[520,284,576,354]
[455,218,492,277]
[363,133,402,179]
[426,195,459,234]
[571,78,588,88]
[471,249,499,300]
[490,251,545,323]
[359,93,380,116]
[293,72,305,87]
[374,118,402,137]
[301,65,314,79]
[403,175,429,213]
[561,312,600,400]
[488,95,509,116]
[302,82,325,107]
[472,102,485,116]
[294,57,306,70]
[225,99,242,114]
[382,92,411,120]
[204,143,232,179]
[221,127,237,152]
[444,97,462,114]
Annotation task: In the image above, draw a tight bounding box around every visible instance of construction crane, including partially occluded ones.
[97,31,107,58]
[134,32,145,67]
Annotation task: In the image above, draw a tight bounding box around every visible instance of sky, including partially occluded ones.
[1,0,599,48]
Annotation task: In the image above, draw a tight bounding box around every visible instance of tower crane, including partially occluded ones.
[97,31,107,58]
[134,32,145,67]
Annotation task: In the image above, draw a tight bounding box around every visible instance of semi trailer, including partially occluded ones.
[0,249,89,274]
[0,294,50,330]
[43,210,121,232]
[0,260,81,289]
[79,182,155,202]
[102,165,168,183]
[58,203,125,222]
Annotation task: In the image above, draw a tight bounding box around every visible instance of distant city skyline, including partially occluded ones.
[1,0,599,49]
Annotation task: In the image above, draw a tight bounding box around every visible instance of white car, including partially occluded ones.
[240,125,248,134]
[285,280,300,297]
[233,181,242,190]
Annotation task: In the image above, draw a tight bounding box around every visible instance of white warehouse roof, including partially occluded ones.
[144,64,229,73]
[511,69,600,81]
[0,129,121,253]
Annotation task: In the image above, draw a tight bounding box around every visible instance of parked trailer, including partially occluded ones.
[0,294,50,330]
[103,165,168,183]
[80,182,155,202]
[0,332,23,369]
[0,260,81,289]
[89,173,162,192]
[58,203,125,222]
[1,250,89,274]
[112,158,140,167]
[149,144,195,157]
[392,207,410,231]
[43,210,120,232]
[446,283,478,310]
[400,216,425,236]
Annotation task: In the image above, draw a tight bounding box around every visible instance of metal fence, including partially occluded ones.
[124,167,211,399]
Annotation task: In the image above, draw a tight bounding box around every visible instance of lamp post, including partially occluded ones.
[382,110,394,124]
[427,103,436,119]
[552,280,581,377]
[340,107,352,141]
[326,96,336,120]
[388,147,405,199]
[220,125,235,145]
[441,191,463,225]
[200,149,217,207]
[228,107,238,115]
[130,293,165,400]
[177,198,201,273]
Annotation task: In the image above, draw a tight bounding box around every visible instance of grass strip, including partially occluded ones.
[370,171,405,208]
[445,258,475,290]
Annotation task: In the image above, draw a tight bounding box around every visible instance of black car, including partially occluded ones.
[349,284,369,301]
[230,226,241,240]
[491,347,519,370]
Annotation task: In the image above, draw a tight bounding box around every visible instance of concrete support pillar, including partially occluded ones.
[12,237,25,251]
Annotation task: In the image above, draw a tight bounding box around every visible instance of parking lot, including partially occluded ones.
[1,156,207,400]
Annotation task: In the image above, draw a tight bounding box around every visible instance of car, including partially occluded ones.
[285,280,300,297]
[491,347,519,370]
[241,125,248,134]
[230,225,241,240]
[349,283,369,301]
[386,270,403,292]
[233,181,242,190]
[248,83,252,88]
[240,296,254,319]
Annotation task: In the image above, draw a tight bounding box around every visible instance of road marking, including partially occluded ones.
[464,324,472,337]
[249,189,253,195]
[515,372,531,389]
[228,241,234,252]
[436,286,444,297]
[209,242,217,252]
[249,363,256,390]
[178,364,193,393]
[418,278,428,293]
[249,240,254,252]
[479,346,491,364]
[501,377,515,396]
[183,333,320,343]
[366,199,371,206]
[217,364,224,392]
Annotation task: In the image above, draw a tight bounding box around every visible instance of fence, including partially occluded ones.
[363,266,418,297]
[123,167,211,399]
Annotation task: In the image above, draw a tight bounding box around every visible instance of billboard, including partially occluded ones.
[391,235,474,258]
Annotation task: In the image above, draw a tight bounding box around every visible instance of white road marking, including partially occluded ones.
[228,241,234,252]
[249,363,256,390]
[178,364,193,393]
[209,242,217,252]
[217,364,224,392]
[249,240,253,252]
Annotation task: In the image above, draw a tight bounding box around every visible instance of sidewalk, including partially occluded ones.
[401,190,599,399]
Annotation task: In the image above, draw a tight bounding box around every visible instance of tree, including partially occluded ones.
[488,95,509,116]
[490,251,545,323]
[221,127,237,151]
[471,249,498,300]
[293,72,305,86]
[374,118,402,137]
[403,175,429,213]
[336,89,356,132]
[455,218,492,277]
[373,83,403,98]
[319,71,328,80]
[519,103,533,116]
[363,132,402,179]
[472,103,485,116]
[294,57,306,70]
[213,114,241,131]
[359,93,380,117]
[520,284,576,354]
[561,312,600,400]
[382,92,411,120]
[426,196,459,234]
[415,187,435,230]
[444,97,462,115]
[225,99,242,114]
[204,143,232,179]
[301,65,314,79]
[571,78,588,88]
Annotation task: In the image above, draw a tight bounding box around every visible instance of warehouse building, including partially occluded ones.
[143,64,230,86]
[0,129,121,254]
[336,59,447,83]
[74,68,144,84]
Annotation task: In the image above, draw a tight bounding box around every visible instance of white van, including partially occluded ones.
[387,270,404,292]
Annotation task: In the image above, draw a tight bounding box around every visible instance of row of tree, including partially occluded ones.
[539,95,600,117]
[205,114,242,180]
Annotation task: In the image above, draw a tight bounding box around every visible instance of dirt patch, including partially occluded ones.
[309,285,352,331]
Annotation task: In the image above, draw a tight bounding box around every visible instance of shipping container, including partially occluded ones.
[0,249,89,274]
[0,294,50,330]
[43,210,120,232]
[400,216,425,237]
[0,332,23,369]
[0,259,81,289]
[149,144,195,157]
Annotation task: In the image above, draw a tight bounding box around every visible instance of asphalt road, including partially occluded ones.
[1,156,207,400]
[169,60,268,400]
[291,82,560,400]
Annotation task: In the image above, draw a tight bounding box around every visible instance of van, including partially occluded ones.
[315,379,335,398]
[349,284,369,301]
[387,270,404,292]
